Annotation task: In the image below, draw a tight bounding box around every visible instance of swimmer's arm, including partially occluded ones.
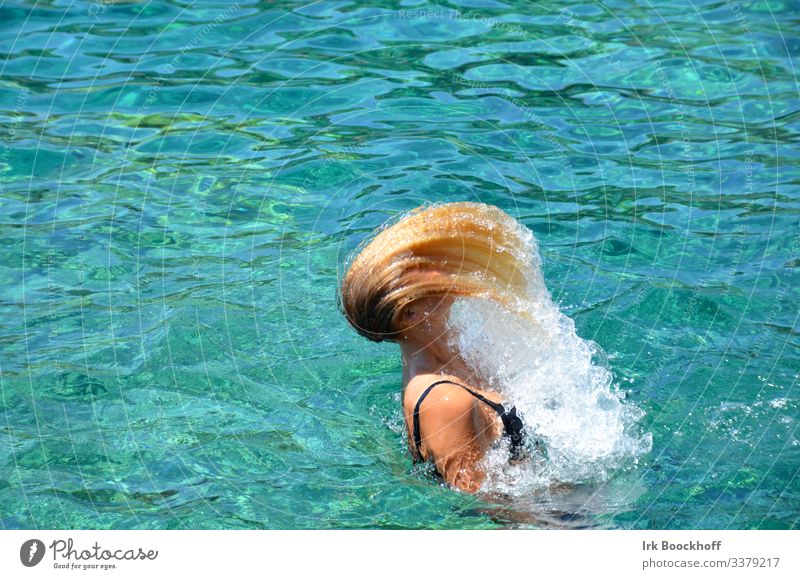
[412,383,500,493]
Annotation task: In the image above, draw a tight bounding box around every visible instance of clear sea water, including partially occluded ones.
[0,0,798,529]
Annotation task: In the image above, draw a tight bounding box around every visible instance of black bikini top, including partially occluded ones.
[411,379,528,462]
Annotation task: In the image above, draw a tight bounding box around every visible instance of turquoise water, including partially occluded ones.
[1,0,798,529]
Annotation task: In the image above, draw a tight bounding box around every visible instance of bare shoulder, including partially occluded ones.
[404,374,502,409]
[401,374,505,491]
[403,373,468,410]
[402,375,483,440]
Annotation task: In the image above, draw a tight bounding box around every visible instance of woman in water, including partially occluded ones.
[339,202,534,492]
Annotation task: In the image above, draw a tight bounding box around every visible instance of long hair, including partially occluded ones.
[339,202,533,342]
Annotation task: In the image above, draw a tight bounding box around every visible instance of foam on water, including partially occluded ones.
[446,223,652,495]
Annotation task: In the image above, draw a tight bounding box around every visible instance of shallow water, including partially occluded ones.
[1,0,798,529]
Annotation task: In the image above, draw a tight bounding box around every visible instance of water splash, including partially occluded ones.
[447,224,652,495]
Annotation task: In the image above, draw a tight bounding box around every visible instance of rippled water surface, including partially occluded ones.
[1,0,798,529]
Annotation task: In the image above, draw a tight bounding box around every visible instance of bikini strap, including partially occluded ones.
[450,383,528,459]
[412,380,455,459]
[411,379,525,460]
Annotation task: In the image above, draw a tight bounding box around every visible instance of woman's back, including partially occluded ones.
[402,374,503,492]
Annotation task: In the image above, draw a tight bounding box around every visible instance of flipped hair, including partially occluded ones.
[339,202,532,342]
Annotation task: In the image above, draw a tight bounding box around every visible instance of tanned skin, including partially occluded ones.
[398,294,504,492]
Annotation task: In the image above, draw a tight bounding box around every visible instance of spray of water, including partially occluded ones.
[446,221,652,495]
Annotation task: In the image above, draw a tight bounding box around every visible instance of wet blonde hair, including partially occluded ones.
[339,202,533,342]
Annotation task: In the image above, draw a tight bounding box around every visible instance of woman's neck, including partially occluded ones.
[399,337,471,386]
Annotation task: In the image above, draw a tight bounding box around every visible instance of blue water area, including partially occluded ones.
[0,0,798,529]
